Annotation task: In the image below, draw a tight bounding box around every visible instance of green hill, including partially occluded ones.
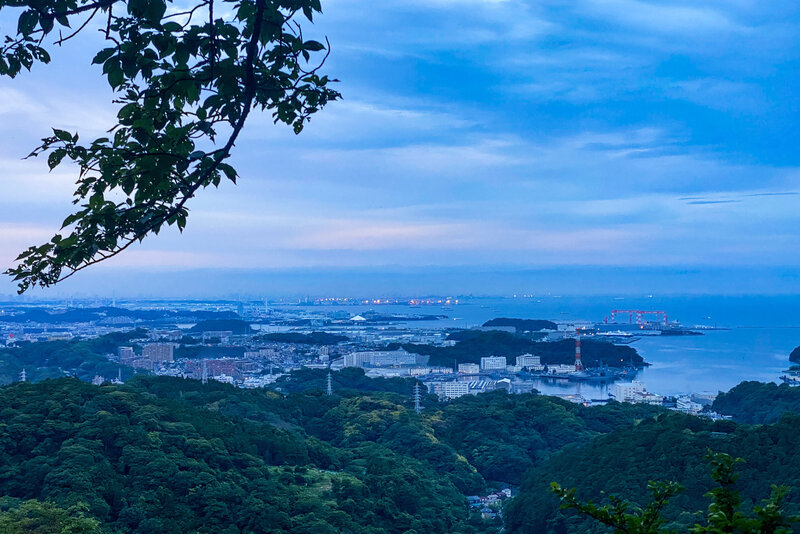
[505,413,800,533]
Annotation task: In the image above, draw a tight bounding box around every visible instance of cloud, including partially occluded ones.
[686,200,740,205]
[578,0,744,34]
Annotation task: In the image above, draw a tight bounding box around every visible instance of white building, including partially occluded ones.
[614,381,646,402]
[480,356,507,370]
[343,352,374,368]
[676,396,704,414]
[443,381,470,399]
[516,354,541,368]
[458,363,480,374]
[614,381,664,405]
[344,349,420,368]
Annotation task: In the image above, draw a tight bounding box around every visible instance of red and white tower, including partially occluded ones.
[575,329,585,372]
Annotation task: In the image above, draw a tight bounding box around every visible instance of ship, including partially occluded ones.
[593,331,640,344]
[568,364,622,383]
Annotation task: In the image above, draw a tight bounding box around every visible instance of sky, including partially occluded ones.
[2,0,800,297]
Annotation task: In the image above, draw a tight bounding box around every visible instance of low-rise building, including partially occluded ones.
[516,354,541,368]
[443,381,470,399]
[614,381,646,402]
[458,363,480,374]
[480,356,507,371]
[676,396,704,414]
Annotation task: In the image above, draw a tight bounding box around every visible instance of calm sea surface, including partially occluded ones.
[285,295,800,398]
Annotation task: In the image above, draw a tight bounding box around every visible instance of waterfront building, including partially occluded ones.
[614,381,646,402]
[614,381,664,405]
[480,356,507,370]
[516,354,541,368]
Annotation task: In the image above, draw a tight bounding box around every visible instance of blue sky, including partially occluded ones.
[2,0,800,296]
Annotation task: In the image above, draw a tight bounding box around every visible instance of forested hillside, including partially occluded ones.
[505,413,800,533]
[0,379,478,533]
[712,380,800,423]
[0,374,665,533]
[0,330,141,385]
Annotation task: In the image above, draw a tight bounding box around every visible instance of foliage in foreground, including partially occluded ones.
[504,411,800,533]
[1,0,339,292]
[552,452,799,534]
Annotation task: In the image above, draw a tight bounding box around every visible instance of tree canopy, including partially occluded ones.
[0,0,339,292]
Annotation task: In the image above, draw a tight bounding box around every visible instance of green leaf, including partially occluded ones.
[304,40,325,52]
[47,149,67,170]
[52,129,73,142]
[92,48,116,65]
[17,10,38,36]
[107,66,124,88]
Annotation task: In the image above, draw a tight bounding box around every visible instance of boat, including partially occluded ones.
[594,331,640,344]
[568,365,622,383]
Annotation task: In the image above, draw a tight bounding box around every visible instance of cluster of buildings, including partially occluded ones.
[0,300,730,420]
[466,488,512,520]
[612,381,726,418]
[612,381,664,405]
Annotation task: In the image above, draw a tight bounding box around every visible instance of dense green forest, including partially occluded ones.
[400,330,644,368]
[0,330,143,385]
[0,378,479,533]
[504,412,800,533]
[4,339,800,533]
[0,372,668,533]
[712,380,800,423]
